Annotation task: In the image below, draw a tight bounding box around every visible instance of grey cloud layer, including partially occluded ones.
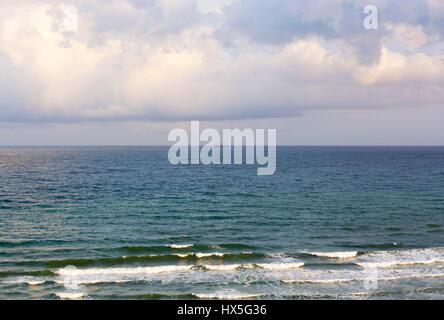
[0,0,443,123]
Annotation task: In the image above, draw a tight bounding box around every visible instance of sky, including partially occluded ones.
[0,0,444,145]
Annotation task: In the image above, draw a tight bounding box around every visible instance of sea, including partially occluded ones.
[0,146,443,299]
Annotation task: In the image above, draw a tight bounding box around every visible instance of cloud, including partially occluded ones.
[355,47,444,86]
[0,0,444,124]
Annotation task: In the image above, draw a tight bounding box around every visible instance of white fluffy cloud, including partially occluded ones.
[1,0,444,124]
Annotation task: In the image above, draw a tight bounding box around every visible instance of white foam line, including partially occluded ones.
[26,280,46,285]
[204,264,242,271]
[204,262,304,271]
[55,279,132,285]
[57,265,194,276]
[2,278,47,285]
[282,273,444,284]
[204,263,301,272]
[174,252,227,258]
[56,292,86,299]
[257,262,304,270]
[282,279,354,284]
[311,251,358,258]
[357,258,444,268]
[169,244,194,249]
[195,252,225,258]
[194,292,266,299]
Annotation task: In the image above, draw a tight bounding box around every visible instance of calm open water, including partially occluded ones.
[0,146,443,299]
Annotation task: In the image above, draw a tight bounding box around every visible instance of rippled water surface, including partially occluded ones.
[0,146,443,299]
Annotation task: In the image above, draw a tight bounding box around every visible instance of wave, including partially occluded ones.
[6,253,443,290]
[357,259,444,268]
[203,264,242,271]
[118,243,254,253]
[146,260,308,273]
[356,247,444,268]
[26,280,47,285]
[2,276,49,285]
[257,262,304,270]
[282,279,352,284]
[192,292,266,299]
[51,264,195,285]
[47,261,304,284]
[56,292,86,299]
[183,252,225,258]
[348,286,444,298]
[52,261,305,278]
[204,262,304,271]
[169,244,193,249]
[56,265,194,277]
[282,273,444,284]
[31,252,264,267]
[310,251,358,258]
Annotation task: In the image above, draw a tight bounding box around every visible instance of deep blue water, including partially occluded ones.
[0,146,443,299]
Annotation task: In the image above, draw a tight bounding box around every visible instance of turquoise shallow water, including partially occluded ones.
[0,146,443,299]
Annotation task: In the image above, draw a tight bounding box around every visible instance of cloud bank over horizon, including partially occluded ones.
[1,0,444,125]
[0,0,444,146]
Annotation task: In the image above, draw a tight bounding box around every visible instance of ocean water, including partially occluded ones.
[0,146,443,300]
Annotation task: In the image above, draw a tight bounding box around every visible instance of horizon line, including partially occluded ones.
[1,145,444,148]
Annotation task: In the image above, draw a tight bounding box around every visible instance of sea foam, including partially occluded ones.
[57,265,194,276]
[356,247,444,268]
[193,292,266,299]
[310,251,358,258]
[56,292,86,299]
[169,244,194,249]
